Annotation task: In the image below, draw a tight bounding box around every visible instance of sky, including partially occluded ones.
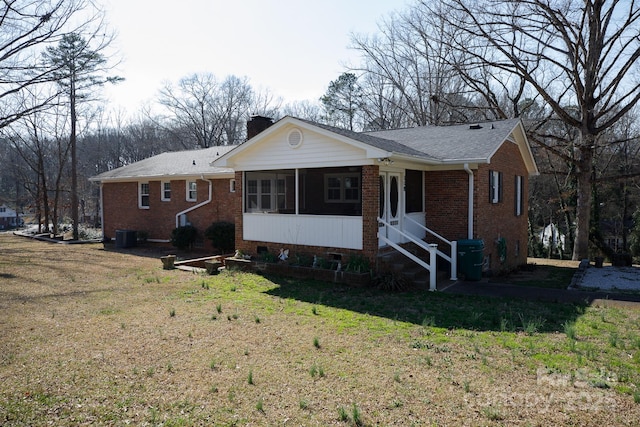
[101,0,407,114]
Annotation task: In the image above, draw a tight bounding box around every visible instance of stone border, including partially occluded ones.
[568,258,590,289]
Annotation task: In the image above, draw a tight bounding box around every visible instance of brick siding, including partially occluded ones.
[425,142,529,273]
[102,178,236,244]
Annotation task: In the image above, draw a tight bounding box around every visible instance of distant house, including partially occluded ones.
[539,223,566,253]
[0,204,22,229]
[212,116,538,286]
[90,146,238,245]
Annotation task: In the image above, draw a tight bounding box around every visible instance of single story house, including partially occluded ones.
[90,145,238,245]
[212,116,538,286]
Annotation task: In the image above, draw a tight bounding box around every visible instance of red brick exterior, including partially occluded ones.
[474,142,529,273]
[425,170,469,240]
[424,141,529,273]
[101,178,236,244]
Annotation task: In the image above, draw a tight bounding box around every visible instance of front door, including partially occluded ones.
[379,172,403,247]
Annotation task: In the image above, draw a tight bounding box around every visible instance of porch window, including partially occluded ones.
[245,170,294,213]
[515,175,523,216]
[489,170,503,204]
[186,181,197,202]
[161,181,171,201]
[139,182,150,209]
[324,173,360,203]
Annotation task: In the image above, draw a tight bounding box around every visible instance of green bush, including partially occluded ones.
[171,225,197,250]
[204,221,235,253]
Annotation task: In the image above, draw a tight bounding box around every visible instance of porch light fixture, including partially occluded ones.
[378,157,393,166]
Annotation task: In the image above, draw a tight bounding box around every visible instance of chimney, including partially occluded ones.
[246,115,274,140]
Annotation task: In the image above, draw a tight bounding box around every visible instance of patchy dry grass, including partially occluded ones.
[0,234,639,426]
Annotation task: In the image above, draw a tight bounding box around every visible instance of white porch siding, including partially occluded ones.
[243,213,363,250]
[230,127,371,170]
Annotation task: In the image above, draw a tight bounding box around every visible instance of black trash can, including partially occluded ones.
[115,229,137,248]
[457,239,484,281]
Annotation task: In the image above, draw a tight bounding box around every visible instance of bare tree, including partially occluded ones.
[0,0,102,130]
[429,0,640,260]
[157,73,275,148]
[350,6,468,127]
[281,100,323,122]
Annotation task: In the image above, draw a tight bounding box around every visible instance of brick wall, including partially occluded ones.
[425,170,469,240]
[424,142,529,273]
[475,142,529,273]
[102,177,236,244]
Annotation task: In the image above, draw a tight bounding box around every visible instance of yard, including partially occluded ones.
[1,233,639,426]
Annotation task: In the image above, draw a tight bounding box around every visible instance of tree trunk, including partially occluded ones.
[70,78,79,241]
[572,143,594,260]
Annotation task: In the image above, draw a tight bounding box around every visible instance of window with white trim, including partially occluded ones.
[230,179,236,193]
[489,170,503,204]
[161,181,171,201]
[515,175,524,216]
[186,181,197,202]
[245,171,292,213]
[139,182,150,209]
[324,173,360,203]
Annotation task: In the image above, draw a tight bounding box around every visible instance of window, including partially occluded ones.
[245,170,294,213]
[324,173,360,203]
[230,179,236,193]
[161,181,171,201]
[186,181,197,202]
[0,207,5,213]
[515,175,524,216]
[489,170,503,204]
[139,183,150,208]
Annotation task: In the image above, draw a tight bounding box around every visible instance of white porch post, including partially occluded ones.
[429,245,437,291]
[450,240,458,281]
[295,168,299,215]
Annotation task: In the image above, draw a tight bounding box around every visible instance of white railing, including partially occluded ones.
[403,215,457,281]
[378,216,458,291]
[378,217,438,291]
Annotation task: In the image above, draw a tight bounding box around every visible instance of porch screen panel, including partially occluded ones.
[300,167,362,216]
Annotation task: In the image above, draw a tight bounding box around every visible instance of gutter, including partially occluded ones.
[99,183,105,239]
[463,163,474,239]
[175,177,213,228]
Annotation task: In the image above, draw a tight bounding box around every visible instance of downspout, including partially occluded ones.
[99,182,105,240]
[464,163,474,239]
[175,177,213,228]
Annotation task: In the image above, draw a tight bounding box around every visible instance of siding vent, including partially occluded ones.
[287,128,303,148]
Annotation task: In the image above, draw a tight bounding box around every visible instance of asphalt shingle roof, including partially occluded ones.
[363,118,522,162]
[91,145,236,182]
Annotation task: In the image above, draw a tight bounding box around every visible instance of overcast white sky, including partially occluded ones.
[101,0,407,114]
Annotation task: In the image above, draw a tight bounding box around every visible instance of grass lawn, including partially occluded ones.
[1,234,639,426]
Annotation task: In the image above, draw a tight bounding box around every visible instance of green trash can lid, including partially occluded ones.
[457,239,484,247]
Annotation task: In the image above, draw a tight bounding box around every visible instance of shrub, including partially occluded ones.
[170,225,197,250]
[204,221,235,253]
